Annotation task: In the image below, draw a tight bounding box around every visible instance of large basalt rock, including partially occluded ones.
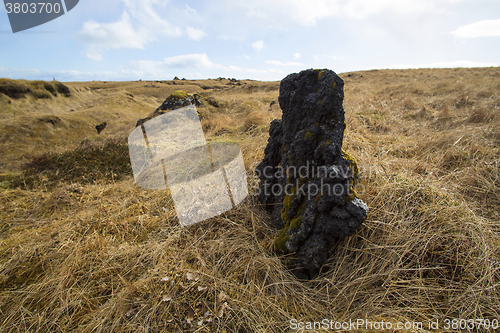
[256,69,368,279]
[136,90,202,127]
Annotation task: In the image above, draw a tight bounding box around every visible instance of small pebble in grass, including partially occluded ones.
[95,122,107,134]
[186,272,199,281]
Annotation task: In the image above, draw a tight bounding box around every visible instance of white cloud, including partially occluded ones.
[86,52,103,61]
[246,68,284,74]
[341,0,435,19]
[120,0,181,37]
[294,53,301,59]
[184,4,200,18]
[123,53,241,79]
[0,66,120,81]
[314,55,346,62]
[265,60,303,66]
[124,59,166,78]
[186,27,207,40]
[238,0,474,26]
[76,0,183,60]
[451,18,500,38]
[387,60,498,69]
[252,40,265,52]
[128,54,240,71]
[76,13,147,60]
[163,53,214,69]
[218,35,245,41]
[241,0,339,26]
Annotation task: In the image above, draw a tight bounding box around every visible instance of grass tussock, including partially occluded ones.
[0,79,71,99]
[0,67,499,332]
[31,138,131,186]
[7,138,132,190]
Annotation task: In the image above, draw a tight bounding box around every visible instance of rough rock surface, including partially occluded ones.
[95,122,107,134]
[256,69,369,279]
[136,90,202,127]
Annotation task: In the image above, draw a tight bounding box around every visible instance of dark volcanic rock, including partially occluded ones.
[256,69,368,279]
[136,90,202,127]
[96,122,107,134]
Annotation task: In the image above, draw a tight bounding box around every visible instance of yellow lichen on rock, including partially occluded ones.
[342,149,360,202]
[280,185,296,224]
[274,233,290,252]
[318,70,325,80]
[289,215,303,231]
[171,90,188,99]
[276,198,306,253]
[342,150,359,178]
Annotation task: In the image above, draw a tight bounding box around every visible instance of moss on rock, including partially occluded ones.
[318,70,325,80]
[342,149,360,202]
[171,90,188,100]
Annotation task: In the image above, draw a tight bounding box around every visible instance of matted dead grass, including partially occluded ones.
[0,67,499,332]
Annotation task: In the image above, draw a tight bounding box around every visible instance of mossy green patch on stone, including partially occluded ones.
[275,233,290,253]
[342,150,359,178]
[171,90,188,99]
[281,189,295,221]
[332,81,337,90]
[275,199,306,253]
[320,139,333,148]
[304,130,312,138]
[289,215,303,231]
[342,149,360,202]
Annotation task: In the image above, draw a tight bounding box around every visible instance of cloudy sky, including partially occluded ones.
[1,0,500,81]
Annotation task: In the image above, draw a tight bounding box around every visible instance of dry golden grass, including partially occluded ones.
[0,68,499,332]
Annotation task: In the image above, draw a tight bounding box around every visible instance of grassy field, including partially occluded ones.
[0,68,499,332]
